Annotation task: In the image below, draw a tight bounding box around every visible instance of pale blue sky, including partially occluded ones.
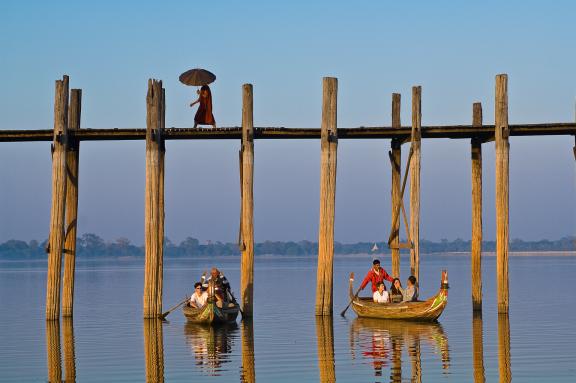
[1,0,574,244]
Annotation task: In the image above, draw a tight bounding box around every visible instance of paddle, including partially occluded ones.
[340,286,363,317]
[160,296,189,320]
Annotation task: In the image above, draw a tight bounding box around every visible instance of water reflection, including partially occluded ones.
[350,318,450,382]
[472,312,485,383]
[241,320,256,383]
[498,313,511,383]
[184,322,239,376]
[143,318,165,382]
[45,319,77,383]
[315,316,336,383]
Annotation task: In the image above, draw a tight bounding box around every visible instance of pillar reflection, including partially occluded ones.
[315,316,336,383]
[62,317,77,382]
[143,318,165,383]
[241,319,256,383]
[46,320,62,383]
[472,312,485,383]
[498,313,511,383]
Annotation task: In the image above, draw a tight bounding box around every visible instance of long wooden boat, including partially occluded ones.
[349,270,449,321]
[182,299,240,324]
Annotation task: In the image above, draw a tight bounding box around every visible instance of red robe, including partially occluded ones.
[195,86,216,125]
[360,267,394,292]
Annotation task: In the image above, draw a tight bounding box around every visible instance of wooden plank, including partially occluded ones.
[316,77,338,316]
[62,88,81,317]
[390,93,402,278]
[410,86,422,281]
[471,102,483,312]
[240,84,255,317]
[143,79,164,318]
[46,75,69,320]
[495,74,509,314]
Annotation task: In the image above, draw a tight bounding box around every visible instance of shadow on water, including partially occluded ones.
[498,313,511,383]
[240,319,256,383]
[315,316,336,383]
[349,318,450,382]
[45,318,77,383]
[183,321,239,376]
[144,318,165,382]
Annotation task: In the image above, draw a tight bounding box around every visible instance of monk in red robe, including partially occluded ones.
[190,85,216,128]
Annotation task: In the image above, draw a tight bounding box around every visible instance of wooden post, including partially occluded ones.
[315,316,336,383]
[471,102,483,312]
[143,79,165,318]
[316,77,338,316]
[241,319,256,383]
[143,318,165,382]
[498,313,512,383]
[240,84,255,316]
[62,89,81,317]
[46,320,62,382]
[472,312,486,383]
[62,317,77,382]
[390,93,402,278]
[495,74,510,314]
[156,88,166,314]
[409,86,422,281]
[46,75,69,320]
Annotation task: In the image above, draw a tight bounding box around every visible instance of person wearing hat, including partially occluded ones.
[360,259,394,293]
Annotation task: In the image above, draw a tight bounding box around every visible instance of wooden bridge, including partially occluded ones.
[2,74,574,320]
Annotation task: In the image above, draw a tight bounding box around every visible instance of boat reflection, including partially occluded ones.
[349,318,450,382]
[315,316,336,383]
[143,318,165,382]
[184,322,239,376]
[45,318,77,383]
[240,320,256,383]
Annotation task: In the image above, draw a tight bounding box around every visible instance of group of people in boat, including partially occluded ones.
[189,267,236,309]
[360,259,419,304]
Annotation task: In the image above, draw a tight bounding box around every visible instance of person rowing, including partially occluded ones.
[360,259,394,293]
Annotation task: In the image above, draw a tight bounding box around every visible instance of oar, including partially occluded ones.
[340,286,362,317]
[160,296,189,319]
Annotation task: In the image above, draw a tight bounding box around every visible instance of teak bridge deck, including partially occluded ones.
[2,74,574,320]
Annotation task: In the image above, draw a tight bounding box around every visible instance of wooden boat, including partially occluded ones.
[182,280,240,324]
[348,270,449,321]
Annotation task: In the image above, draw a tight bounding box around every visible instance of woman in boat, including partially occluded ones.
[402,275,419,302]
[389,278,404,303]
[373,282,389,303]
[190,85,217,129]
[190,282,208,308]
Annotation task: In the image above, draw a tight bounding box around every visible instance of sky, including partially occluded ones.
[0,0,575,244]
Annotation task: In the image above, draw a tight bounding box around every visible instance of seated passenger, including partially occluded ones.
[373,282,389,303]
[390,278,404,303]
[190,282,208,308]
[402,275,419,302]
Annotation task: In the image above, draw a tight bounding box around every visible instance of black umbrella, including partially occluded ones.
[179,68,216,86]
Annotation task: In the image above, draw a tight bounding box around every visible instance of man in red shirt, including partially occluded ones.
[360,259,394,292]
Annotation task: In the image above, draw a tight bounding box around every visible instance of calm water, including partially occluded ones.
[1,254,575,382]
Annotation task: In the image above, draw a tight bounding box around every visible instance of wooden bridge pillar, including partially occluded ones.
[62,89,82,317]
[316,77,338,316]
[495,74,510,314]
[410,86,422,282]
[143,79,165,318]
[46,75,69,320]
[240,84,255,317]
[471,102,483,312]
[390,93,402,278]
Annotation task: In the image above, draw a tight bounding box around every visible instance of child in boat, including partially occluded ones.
[402,275,419,302]
[389,278,404,303]
[373,282,389,303]
[190,282,208,308]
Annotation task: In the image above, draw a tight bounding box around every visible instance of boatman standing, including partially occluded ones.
[360,259,394,292]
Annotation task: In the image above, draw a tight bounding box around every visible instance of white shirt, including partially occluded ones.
[190,291,208,308]
[373,290,389,303]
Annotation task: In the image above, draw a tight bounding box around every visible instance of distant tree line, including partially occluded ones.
[0,233,574,260]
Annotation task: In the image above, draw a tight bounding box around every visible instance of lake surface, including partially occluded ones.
[1,254,575,382]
